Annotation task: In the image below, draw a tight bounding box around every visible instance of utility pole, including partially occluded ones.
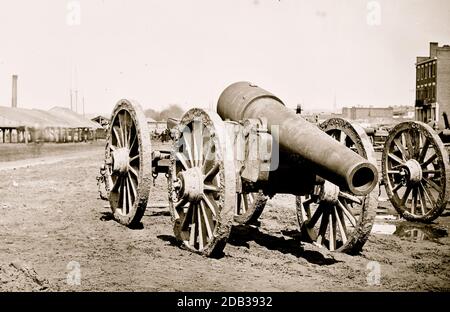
[70,89,73,111]
[12,75,18,108]
[75,90,78,113]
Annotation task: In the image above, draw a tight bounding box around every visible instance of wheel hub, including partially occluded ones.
[177,167,204,202]
[401,159,422,184]
[319,181,340,204]
[112,148,130,175]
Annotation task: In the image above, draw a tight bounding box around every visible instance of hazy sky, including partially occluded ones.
[0,0,449,114]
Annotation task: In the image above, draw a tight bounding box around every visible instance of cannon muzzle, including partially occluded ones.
[217,82,378,196]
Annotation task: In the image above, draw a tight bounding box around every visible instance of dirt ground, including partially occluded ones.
[0,142,449,291]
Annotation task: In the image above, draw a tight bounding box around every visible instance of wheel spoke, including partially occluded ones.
[392,182,403,194]
[422,170,440,174]
[129,133,137,153]
[202,194,218,217]
[122,182,127,215]
[316,209,330,246]
[417,185,427,215]
[338,200,357,227]
[200,201,214,239]
[192,119,203,167]
[334,207,348,244]
[204,162,220,181]
[174,197,188,210]
[421,154,437,168]
[338,191,362,205]
[203,141,213,166]
[189,204,197,247]
[111,176,122,192]
[204,184,219,192]
[176,152,190,170]
[121,113,128,149]
[126,113,132,147]
[129,154,139,163]
[422,177,442,193]
[302,198,314,220]
[307,204,324,227]
[197,204,205,250]
[418,138,430,162]
[299,198,311,221]
[409,130,421,158]
[127,174,137,196]
[420,182,437,208]
[388,153,404,165]
[129,166,139,178]
[404,132,415,159]
[393,137,408,161]
[182,129,195,167]
[329,208,337,251]
[180,203,194,230]
[113,126,123,148]
[401,185,412,206]
[126,177,133,212]
[411,186,418,215]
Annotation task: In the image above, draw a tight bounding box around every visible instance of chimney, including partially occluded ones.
[12,75,18,108]
[430,42,439,58]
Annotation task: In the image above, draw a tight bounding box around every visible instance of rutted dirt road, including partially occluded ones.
[0,142,449,291]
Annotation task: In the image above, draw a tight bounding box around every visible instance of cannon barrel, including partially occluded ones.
[217,82,378,196]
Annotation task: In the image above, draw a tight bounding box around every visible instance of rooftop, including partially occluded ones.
[0,106,102,129]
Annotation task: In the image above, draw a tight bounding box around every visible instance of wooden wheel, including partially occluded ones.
[382,121,450,222]
[296,118,378,253]
[104,99,152,227]
[169,108,236,257]
[234,190,268,225]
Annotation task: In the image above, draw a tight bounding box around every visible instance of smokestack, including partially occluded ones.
[12,75,18,108]
[70,89,73,111]
[430,42,439,58]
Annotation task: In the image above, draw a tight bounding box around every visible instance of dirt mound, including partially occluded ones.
[0,261,51,291]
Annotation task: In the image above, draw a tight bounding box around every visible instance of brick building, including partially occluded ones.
[415,42,450,129]
[342,107,393,122]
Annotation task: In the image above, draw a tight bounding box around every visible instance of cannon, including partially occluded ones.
[99,82,379,257]
[380,121,450,222]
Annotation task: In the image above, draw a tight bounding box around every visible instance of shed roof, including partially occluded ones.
[0,106,102,129]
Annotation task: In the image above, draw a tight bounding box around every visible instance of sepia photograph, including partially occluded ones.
[0,0,449,302]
